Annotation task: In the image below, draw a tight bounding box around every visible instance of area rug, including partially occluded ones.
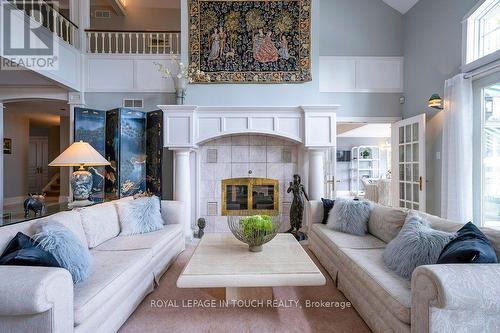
[119,244,370,333]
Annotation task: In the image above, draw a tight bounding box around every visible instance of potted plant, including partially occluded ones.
[361,149,371,159]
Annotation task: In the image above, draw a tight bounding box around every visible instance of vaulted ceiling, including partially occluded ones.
[382,0,420,14]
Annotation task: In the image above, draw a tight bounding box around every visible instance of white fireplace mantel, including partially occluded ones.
[157,105,340,238]
[157,105,339,149]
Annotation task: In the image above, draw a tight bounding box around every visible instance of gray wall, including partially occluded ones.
[180,0,404,118]
[403,0,477,215]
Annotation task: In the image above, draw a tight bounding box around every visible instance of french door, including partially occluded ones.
[391,114,426,211]
[473,72,500,227]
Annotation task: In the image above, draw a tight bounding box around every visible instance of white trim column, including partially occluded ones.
[308,149,325,200]
[173,148,193,239]
[0,102,4,222]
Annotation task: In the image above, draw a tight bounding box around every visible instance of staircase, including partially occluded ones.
[42,173,61,201]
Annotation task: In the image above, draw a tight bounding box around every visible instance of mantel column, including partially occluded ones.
[308,149,325,200]
[173,149,193,239]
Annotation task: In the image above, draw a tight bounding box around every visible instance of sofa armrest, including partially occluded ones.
[161,200,186,225]
[0,266,73,333]
[411,264,500,333]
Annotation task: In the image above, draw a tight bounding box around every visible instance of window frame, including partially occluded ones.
[462,0,500,73]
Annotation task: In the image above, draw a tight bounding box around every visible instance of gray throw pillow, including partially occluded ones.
[383,214,456,280]
[116,196,164,236]
[326,199,373,236]
[33,222,92,284]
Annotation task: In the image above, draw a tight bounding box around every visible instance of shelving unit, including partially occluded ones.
[350,146,381,194]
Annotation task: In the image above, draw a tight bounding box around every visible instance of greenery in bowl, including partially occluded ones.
[241,215,273,239]
[228,215,280,252]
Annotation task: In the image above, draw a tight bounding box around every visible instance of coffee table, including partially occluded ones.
[177,233,326,301]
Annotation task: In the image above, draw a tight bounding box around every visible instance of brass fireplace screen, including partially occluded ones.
[221,178,279,216]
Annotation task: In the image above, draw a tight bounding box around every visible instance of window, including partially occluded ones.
[482,83,500,228]
[464,0,500,65]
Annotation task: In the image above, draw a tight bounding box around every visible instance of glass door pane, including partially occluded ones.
[482,83,500,228]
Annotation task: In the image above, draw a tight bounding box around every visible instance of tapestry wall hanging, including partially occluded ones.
[189,0,312,83]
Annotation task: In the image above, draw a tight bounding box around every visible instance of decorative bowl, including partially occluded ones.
[227,215,282,252]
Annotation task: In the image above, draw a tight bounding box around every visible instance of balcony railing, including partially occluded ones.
[86,30,181,54]
[7,0,78,47]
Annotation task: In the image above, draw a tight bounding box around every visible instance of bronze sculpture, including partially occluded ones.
[286,174,309,241]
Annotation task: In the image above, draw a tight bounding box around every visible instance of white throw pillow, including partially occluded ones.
[78,202,120,248]
[116,196,164,236]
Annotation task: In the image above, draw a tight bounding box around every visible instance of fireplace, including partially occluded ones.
[221,178,279,216]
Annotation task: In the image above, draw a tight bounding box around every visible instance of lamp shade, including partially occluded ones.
[49,141,110,167]
[428,94,444,110]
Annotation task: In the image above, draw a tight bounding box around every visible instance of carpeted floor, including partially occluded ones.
[119,244,371,333]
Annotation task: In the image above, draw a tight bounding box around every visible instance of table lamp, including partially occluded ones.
[49,140,110,207]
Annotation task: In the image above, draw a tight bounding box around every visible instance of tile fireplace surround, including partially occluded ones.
[199,135,298,233]
[157,105,339,238]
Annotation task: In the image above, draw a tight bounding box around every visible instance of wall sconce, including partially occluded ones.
[428,94,444,110]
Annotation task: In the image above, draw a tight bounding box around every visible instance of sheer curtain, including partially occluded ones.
[441,74,473,222]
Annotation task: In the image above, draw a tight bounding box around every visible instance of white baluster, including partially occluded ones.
[115,32,118,53]
[121,33,125,53]
[142,33,146,54]
[101,32,105,53]
[176,33,180,54]
[163,33,166,54]
[65,21,69,43]
[108,32,111,53]
[168,33,172,54]
[128,34,132,54]
[134,33,138,54]
[86,32,90,53]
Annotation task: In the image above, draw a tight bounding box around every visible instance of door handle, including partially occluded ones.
[419,176,423,191]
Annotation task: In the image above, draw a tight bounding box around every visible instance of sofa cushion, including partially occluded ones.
[383,214,455,280]
[311,224,386,249]
[78,203,120,248]
[368,204,407,243]
[437,222,498,264]
[33,211,87,248]
[326,199,373,236]
[73,249,151,325]
[93,224,183,255]
[339,248,411,324]
[33,223,92,284]
[417,211,500,259]
[116,196,164,236]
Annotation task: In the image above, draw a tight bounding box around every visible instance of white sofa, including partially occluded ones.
[307,201,500,333]
[0,199,186,333]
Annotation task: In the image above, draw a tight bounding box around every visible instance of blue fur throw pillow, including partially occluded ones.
[33,223,92,284]
[383,214,456,280]
[116,196,164,236]
[326,198,373,236]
